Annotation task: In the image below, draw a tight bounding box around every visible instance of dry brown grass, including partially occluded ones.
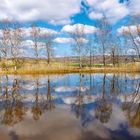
[0,62,140,75]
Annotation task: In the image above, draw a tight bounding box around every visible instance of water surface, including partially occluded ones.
[0,73,140,140]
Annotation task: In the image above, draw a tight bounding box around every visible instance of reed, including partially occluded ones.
[0,62,140,75]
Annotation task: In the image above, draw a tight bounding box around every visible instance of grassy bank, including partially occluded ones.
[0,62,140,75]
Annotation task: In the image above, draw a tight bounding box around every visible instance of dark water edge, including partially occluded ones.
[0,73,140,140]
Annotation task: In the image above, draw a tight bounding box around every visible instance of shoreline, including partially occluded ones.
[0,67,140,75]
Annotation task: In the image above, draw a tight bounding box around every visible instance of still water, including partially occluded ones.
[0,73,140,140]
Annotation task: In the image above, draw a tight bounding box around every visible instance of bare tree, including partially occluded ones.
[31,26,41,63]
[41,32,55,65]
[121,15,140,60]
[96,17,112,66]
[71,24,87,68]
[109,35,121,67]
[128,25,140,59]
[87,35,97,67]
[0,20,11,71]
[8,22,23,72]
[0,21,23,72]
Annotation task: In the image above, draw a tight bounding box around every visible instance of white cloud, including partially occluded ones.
[39,28,58,35]
[20,40,34,49]
[77,38,89,43]
[117,25,140,35]
[0,27,58,38]
[61,24,98,34]
[18,39,46,57]
[128,0,140,16]
[0,30,3,38]
[21,40,45,49]
[53,37,74,43]
[86,0,129,23]
[89,11,103,20]
[86,0,140,23]
[53,37,88,44]
[127,48,137,55]
[135,37,140,45]
[22,27,58,37]
[0,0,140,26]
[0,0,81,25]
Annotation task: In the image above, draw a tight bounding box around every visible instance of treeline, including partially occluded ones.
[0,17,139,72]
[0,20,55,72]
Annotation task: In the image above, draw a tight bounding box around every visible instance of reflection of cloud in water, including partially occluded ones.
[0,130,11,140]
[0,102,140,139]
[20,75,66,91]
[54,86,78,92]
[1,86,13,92]
[0,106,81,140]
[0,74,66,91]
[23,83,45,90]
[62,95,97,105]
[85,121,111,139]
[125,74,140,80]
[0,105,114,140]
[0,92,139,105]
[128,127,140,137]
[103,104,127,131]
[90,104,140,137]
[118,94,140,103]
[20,75,65,83]
[0,93,56,102]
[23,84,36,90]
[54,86,89,93]
[0,74,139,139]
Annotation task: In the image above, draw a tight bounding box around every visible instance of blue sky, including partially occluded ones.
[0,0,140,57]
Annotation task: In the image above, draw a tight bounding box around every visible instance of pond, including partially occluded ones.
[0,73,140,140]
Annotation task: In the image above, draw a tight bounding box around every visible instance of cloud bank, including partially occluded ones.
[0,0,140,24]
[0,0,81,25]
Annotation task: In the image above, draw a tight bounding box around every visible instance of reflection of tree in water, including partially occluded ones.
[72,94,84,119]
[1,75,10,99]
[95,99,112,123]
[1,75,27,126]
[110,74,120,95]
[31,76,55,121]
[129,103,140,129]
[43,76,55,111]
[94,74,112,123]
[32,78,43,121]
[0,75,56,124]
[71,74,92,126]
[122,83,140,129]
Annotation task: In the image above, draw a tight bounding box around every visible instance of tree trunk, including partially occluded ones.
[89,52,92,67]
[103,54,106,67]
